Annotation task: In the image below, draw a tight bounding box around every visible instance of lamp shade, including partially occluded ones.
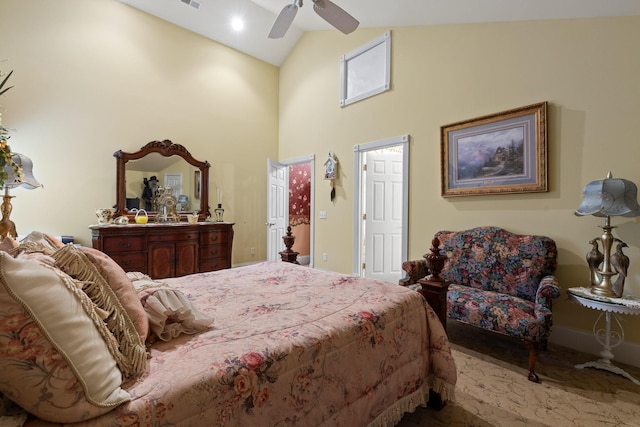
[2,152,41,190]
[575,172,640,218]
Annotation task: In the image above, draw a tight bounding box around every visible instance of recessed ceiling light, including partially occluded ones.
[231,17,244,32]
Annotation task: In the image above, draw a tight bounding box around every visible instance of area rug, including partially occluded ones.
[397,322,640,426]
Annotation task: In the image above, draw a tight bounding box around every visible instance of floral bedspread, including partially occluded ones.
[27,262,456,427]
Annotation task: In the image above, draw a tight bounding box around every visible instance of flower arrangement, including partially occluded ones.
[0,69,22,188]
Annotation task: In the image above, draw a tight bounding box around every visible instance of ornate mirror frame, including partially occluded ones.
[115,140,211,221]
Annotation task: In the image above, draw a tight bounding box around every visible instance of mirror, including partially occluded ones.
[115,140,211,221]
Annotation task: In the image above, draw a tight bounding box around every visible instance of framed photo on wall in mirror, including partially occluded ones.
[440,102,548,197]
[194,170,201,200]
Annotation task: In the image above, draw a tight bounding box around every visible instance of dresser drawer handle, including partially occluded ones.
[209,249,219,256]
[209,235,219,243]
[119,242,132,248]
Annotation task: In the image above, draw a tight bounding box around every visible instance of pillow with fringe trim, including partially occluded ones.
[79,247,149,342]
[52,245,146,379]
[17,231,64,255]
[0,253,131,423]
[7,242,51,257]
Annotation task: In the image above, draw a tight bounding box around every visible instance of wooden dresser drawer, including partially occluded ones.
[91,222,233,279]
[200,244,230,261]
[199,258,231,272]
[103,236,145,253]
[109,252,146,272]
[149,232,198,242]
[199,230,230,245]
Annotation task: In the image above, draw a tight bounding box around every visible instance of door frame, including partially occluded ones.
[353,135,409,277]
[266,154,315,268]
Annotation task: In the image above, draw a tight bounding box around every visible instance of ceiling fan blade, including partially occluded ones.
[312,0,359,34]
[268,3,299,39]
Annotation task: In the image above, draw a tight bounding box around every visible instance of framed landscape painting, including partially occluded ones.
[440,102,548,197]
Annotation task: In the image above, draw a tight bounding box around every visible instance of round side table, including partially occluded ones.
[567,287,640,385]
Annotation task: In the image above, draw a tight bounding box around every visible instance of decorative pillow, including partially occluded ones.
[14,250,56,267]
[78,246,149,343]
[3,231,62,269]
[52,245,147,378]
[43,232,65,248]
[129,274,214,342]
[0,236,18,252]
[8,243,52,258]
[14,230,64,255]
[0,253,131,423]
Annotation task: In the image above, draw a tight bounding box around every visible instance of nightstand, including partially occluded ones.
[567,287,640,385]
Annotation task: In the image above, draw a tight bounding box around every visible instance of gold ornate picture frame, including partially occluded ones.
[441,102,548,197]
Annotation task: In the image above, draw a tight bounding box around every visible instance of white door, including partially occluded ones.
[353,135,408,281]
[267,159,288,261]
[364,149,403,282]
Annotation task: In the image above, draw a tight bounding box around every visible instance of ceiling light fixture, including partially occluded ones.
[231,17,244,32]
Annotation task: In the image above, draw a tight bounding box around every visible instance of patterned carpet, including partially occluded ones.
[398,321,640,427]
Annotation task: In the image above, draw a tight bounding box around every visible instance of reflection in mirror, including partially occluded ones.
[125,153,200,213]
[115,140,211,222]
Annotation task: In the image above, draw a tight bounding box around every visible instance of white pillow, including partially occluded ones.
[130,274,214,342]
[0,253,130,423]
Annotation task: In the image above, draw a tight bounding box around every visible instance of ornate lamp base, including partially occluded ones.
[586,217,628,298]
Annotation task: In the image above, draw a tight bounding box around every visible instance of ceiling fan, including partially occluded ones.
[268,0,359,39]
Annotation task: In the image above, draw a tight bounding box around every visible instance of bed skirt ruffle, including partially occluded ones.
[368,378,456,427]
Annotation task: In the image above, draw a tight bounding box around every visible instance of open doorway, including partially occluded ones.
[266,155,315,267]
[353,135,409,283]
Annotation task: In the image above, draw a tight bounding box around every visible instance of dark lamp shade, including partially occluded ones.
[575,172,640,218]
[2,153,42,190]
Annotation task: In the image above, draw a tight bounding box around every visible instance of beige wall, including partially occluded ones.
[4,1,640,344]
[278,18,640,343]
[1,0,279,265]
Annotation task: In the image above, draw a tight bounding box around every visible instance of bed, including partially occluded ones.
[0,235,456,427]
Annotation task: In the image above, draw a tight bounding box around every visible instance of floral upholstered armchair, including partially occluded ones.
[401,226,561,383]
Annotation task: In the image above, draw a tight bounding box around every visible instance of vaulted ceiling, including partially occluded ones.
[119,0,640,66]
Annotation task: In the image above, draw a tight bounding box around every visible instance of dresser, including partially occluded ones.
[90,222,234,279]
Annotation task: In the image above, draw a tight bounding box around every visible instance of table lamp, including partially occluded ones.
[575,172,640,298]
[0,152,42,239]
